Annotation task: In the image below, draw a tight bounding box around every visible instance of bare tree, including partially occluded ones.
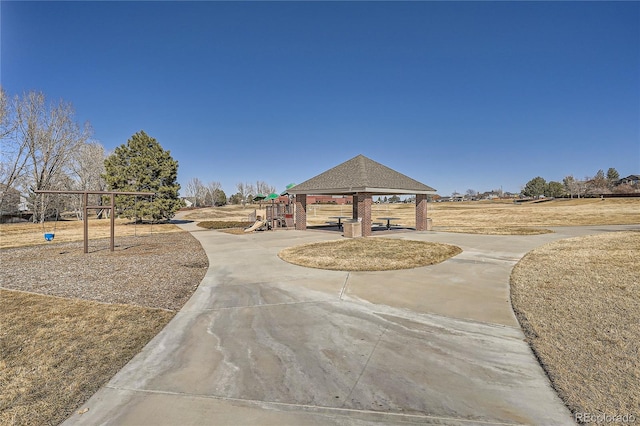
[1,90,92,221]
[186,177,207,207]
[245,183,256,204]
[0,87,16,140]
[563,175,579,198]
[236,182,256,205]
[19,92,92,221]
[586,170,610,195]
[0,89,30,212]
[69,141,106,218]
[205,181,221,206]
[236,182,246,206]
[72,142,106,190]
[255,180,276,196]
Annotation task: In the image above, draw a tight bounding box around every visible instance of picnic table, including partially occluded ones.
[328,216,350,230]
[377,217,400,230]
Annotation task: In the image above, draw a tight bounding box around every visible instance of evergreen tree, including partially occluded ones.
[103,131,184,222]
[589,169,609,194]
[522,176,547,198]
[606,168,620,188]
[212,189,227,206]
[545,181,565,198]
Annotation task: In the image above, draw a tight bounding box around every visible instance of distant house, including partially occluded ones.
[503,192,520,199]
[0,184,22,215]
[482,192,500,200]
[307,195,352,205]
[0,184,29,222]
[616,175,640,187]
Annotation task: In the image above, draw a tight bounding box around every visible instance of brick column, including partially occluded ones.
[355,192,373,237]
[415,194,428,231]
[352,195,358,220]
[295,194,307,230]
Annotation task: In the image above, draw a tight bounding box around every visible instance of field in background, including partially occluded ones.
[183,198,640,230]
[2,198,637,248]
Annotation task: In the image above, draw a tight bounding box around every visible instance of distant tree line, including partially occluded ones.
[233,181,277,205]
[184,178,227,207]
[522,168,637,199]
[1,88,183,222]
[183,180,280,207]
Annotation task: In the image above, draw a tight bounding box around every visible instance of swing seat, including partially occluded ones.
[44,233,55,242]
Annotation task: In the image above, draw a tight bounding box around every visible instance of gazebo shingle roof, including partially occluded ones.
[288,154,436,195]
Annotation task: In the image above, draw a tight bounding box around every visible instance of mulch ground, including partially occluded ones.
[0,231,208,425]
[0,231,208,310]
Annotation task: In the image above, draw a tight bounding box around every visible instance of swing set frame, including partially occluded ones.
[34,190,155,253]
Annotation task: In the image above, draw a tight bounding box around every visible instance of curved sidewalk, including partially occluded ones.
[64,224,637,425]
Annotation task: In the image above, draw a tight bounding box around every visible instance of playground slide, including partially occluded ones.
[244,220,265,233]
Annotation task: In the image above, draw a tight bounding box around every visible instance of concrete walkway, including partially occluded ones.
[64,223,638,425]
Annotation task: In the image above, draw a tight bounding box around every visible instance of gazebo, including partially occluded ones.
[288,154,436,236]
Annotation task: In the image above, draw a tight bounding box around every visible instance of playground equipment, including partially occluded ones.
[35,190,155,253]
[38,192,59,241]
[246,185,297,232]
[265,202,294,229]
[244,219,266,233]
[43,211,57,241]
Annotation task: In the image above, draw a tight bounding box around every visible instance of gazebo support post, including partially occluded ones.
[415,193,428,231]
[355,192,373,236]
[295,194,307,230]
[352,195,358,221]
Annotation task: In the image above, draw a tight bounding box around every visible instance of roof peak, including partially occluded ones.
[289,154,436,195]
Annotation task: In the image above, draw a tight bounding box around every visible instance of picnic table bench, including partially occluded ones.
[377,217,401,230]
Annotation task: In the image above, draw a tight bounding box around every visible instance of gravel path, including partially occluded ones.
[0,231,208,311]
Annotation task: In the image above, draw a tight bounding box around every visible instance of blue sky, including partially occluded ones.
[2,1,638,197]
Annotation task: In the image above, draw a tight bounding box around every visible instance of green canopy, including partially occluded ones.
[280,183,296,196]
[266,193,280,200]
[253,194,266,201]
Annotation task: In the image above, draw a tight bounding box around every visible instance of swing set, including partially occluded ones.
[43,209,57,241]
[35,190,155,253]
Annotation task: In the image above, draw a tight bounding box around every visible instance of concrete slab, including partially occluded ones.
[63,223,640,425]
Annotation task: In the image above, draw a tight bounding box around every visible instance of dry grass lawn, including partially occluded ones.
[278,237,462,271]
[430,198,639,230]
[184,198,639,235]
[0,291,174,426]
[511,231,640,418]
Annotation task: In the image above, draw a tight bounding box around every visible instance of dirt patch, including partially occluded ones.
[278,237,462,271]
[511,231,640,418]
